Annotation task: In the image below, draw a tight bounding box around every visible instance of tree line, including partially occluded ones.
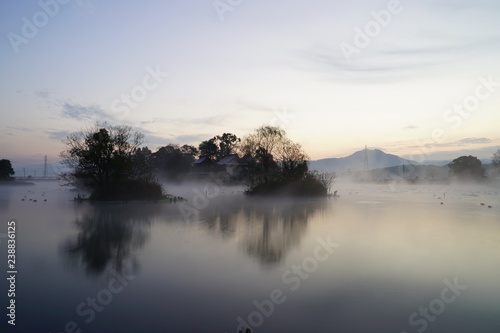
[58,123,336,200]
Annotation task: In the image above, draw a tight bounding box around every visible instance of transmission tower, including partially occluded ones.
[43,155,48,178]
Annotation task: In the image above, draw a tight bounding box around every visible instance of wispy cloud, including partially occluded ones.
[172,134,210,144]
[403,125,419,130]
[140,115,227,127]
[409,137,492,149]
[141,132,209,149]
[452,137,492,146]
[61,102,110,121]
[426,0,500,11]
[300,35,500,83]
[34,89,55,99]
[47,130,71,141]
[5,126,32,132]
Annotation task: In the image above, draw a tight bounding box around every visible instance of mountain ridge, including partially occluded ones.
[309,148,419,172]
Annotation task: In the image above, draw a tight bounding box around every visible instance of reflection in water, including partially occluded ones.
[61,203,160,276]
[61,196,328,277]
[199,198,328,266]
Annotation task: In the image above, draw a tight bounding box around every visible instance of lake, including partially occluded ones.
[1,180,499,333]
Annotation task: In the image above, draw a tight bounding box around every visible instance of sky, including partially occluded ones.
[1,0,500,174]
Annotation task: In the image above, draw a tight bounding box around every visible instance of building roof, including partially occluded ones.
[217,154,247,166]
[192,156,214,165]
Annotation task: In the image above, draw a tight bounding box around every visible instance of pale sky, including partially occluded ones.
[1,0,500,172]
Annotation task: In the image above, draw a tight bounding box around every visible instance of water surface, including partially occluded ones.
[1,181,499,332]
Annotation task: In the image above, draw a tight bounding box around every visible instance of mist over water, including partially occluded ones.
[1,180,499,332]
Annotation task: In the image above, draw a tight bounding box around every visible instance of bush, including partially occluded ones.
[246,173,327,197]
[90,178,163,201]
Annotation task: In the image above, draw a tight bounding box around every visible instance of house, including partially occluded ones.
[217,154,247,181]
[189,156,222,179]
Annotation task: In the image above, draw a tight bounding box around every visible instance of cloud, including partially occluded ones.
[5,126,32,132]
[409,137,492,149]
[452,137,492,146]
[426,0,500,11]
[140,132,209,149]
[172,134,210,143]
[300,35,500,83]
[34,89,55,99]
[61,102,110,121]
[139,117,170,125]
[403,125,418,130]
[47,130,72,141]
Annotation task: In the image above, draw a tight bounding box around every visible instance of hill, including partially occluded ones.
[310,149,419,172]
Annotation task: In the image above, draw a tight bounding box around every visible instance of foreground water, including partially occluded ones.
[0,180,499,333]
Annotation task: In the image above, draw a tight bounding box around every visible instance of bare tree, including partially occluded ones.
[312,171,336,194]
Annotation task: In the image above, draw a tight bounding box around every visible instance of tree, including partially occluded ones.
[214,133,240,160]
[241,125,327,195]
[241,125,285,158]
[61,124,162,200]
[198,133,240,161]
[151,144,197,180]
[179,144,198,157]
[448,155,485,180]
[0,159,15,180]
[277,138,308,181]
[311,171,336,194]
[241,125,309,181]
[198,139,218,160]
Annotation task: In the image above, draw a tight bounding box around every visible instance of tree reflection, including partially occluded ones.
[61,203,160,276]
[61,195,329,274]
[199,197,327,266]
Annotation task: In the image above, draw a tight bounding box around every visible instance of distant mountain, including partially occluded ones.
[367,164,449,181]
[421,160,451,167]
[310,149,419,172]
[423,158,492,167]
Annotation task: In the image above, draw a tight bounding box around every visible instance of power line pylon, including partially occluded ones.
[43,155,48,178]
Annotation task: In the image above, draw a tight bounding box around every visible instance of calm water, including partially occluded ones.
[1,181,499,333]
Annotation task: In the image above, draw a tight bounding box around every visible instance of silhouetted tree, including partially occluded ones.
[448,155,485,180]
[241,125,326,195]
[151,144,197,180]
[61,123,162,200]
[198,133,240,161]
[0,159,15,180]
[214,133,240,160]
[198,138,218,160]
[241,125,285,158]
[278,138,308,181]
[179,144,198,157]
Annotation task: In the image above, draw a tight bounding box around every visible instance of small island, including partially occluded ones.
[240,125,334,196]
[60,123,334,201]
[61,124,166,201]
